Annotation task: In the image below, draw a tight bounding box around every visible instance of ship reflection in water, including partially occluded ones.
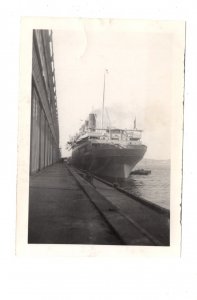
[102,159,170,210]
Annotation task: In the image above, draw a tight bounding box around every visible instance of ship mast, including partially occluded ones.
[134,116,137,129]
[101,69,108,129]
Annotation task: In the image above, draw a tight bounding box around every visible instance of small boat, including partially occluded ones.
[130,169,151,175]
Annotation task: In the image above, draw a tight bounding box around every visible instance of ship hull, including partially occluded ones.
[71,142,147,179]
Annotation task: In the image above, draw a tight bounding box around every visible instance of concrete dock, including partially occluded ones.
[28,162,169,245]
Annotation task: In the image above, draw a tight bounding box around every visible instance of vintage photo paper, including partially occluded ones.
[16,17,185,256]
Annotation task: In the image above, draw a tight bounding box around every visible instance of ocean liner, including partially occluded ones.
[67,113,147,179]
[67,71,147,179]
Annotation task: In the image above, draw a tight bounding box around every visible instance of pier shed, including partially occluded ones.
[30,30,60,174]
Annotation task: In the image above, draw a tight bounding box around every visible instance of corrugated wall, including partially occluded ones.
[30,30,60,174]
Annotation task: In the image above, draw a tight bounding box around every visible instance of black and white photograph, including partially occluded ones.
[16,18,185,254]
[1,0,197,297]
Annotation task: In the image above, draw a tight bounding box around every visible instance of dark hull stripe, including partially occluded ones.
[72,144,147,179]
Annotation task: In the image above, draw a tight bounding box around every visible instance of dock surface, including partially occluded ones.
[28,162,169,245]
[28,163,122,244]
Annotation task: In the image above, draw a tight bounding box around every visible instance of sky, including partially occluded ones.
[52,19,178,159]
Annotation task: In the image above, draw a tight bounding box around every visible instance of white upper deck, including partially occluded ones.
[68,127,143,149]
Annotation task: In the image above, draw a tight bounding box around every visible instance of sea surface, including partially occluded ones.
[116,159,170,209]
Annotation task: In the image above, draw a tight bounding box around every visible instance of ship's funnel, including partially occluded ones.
[85,120,89,129]
[89,114,96,131]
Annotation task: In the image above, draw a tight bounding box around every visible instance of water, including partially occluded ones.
[117,159,170,210]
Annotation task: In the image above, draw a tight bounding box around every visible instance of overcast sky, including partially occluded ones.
[52,19,181,159]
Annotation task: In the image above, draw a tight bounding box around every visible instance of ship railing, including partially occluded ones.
[93,128,143,132]
[89,138,142,146]
[81,128,143,137]
[69,128,143,144]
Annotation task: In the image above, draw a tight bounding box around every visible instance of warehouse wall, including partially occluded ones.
[30,30,60,174]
